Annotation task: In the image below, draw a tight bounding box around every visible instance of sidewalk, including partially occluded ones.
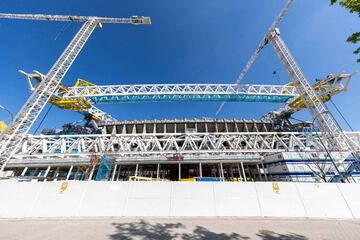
[1,217,360,240]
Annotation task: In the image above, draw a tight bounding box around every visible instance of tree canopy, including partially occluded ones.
[331,0,360,62]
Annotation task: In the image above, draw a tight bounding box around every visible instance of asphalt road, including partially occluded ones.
[1,217,360,240]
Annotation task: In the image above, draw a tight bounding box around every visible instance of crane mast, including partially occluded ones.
[0,14,151,171]
[216,0,294,115]
[267,28,358,181]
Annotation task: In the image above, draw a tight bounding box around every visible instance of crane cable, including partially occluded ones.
[54,22,72,41]
[329,99,354,131]
[34,104,53,134]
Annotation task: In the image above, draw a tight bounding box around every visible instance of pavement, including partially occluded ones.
[0,217,360,240]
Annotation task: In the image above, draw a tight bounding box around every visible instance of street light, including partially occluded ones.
[0,104,14,123]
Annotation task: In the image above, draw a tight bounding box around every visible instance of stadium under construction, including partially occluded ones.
[1,0,360,185]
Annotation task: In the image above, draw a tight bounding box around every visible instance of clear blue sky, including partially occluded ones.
[0,0,358,132]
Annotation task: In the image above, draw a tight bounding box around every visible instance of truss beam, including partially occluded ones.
[0,13,151,25]
[10,132,360,163]
[56,84,298,104]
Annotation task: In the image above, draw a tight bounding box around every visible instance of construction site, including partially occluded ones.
[0,0,360,223]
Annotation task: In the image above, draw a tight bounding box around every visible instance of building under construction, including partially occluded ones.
[1,0,360,184]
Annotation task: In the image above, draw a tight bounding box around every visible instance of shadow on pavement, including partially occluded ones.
[257,230,307,240]
[109,220,308,240]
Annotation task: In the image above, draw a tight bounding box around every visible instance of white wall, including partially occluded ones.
[0,180,358,219]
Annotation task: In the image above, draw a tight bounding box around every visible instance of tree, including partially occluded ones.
[331,0,360,62]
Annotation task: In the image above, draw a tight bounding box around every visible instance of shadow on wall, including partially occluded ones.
[109,220,308,240]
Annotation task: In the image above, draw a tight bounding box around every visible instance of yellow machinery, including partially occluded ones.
[48,79,95,111]
[0,121,7,133]
[20,70,103,122]
[129,176,169,181]
[288,73,351,110]
[266,73,353,121]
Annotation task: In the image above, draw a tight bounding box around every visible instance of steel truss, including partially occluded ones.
[10,132,360,164]
[268,29,359,181]
[0,13,151,170]
[57,84,297,104]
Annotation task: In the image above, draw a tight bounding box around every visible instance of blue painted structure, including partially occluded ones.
[90,94,293,104]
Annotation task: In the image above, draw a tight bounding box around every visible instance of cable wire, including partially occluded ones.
[330,99,354,131]
[34,104,53,134]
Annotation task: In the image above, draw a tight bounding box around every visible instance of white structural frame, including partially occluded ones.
[267,29,359,181]
[19,70,117,123]
[11,132,360,162]
[0,13,151,170]
[216,0,294,114]
[58,84,297,100]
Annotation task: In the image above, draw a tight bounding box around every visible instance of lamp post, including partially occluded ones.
[0,104,14,123]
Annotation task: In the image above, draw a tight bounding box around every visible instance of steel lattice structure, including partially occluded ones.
[57,84,297,104]
[0,14,151,170]
[12,132,360,162]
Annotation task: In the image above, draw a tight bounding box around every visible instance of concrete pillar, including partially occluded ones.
[111,164,118,181]
[256,164,262,181]
[135,164,139,177]
[261,162,268,181]
[89,165,95,181]
[21,167,28,176]
[237,163,242,179]
[33,168,39,177]
[54,167,60,181]
[156,164,160,180]
[66,165,74,180]
[220,162,224,181]
[116,165,122,181]
[199,162,203,177]
[44,166,51,180]
[241,162,247,182]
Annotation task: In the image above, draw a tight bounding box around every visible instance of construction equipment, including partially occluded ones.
[261,73,353,121]
[58,82,298,104]
[0,121,7,133]
[216,0,294,115]
[267,28,358,182]
[0,13,151,171]
[19,71,115,122]
[214,0,358,182]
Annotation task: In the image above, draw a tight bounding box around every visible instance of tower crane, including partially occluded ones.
[217,0,359,182]
[0,13,151,172]
[216,0,293,115]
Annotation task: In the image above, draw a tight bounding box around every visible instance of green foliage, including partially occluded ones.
[331,0,360,62]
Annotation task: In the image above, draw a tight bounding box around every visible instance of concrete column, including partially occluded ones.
[179,163,181,181]
[241,162,247,182]
[44,166,51,180]
[135,164,139,177]
[156,164,160,179]
[111,164,118,181]
[54,167,59,178]
[220,162,224,181]
[34,168,39,177]
[199,162,203,177]
[89,165,95,181]
[237,163,242,179]
[256,164,262,181]
[261,162,268,181]
[21,167,28,176]
[66,165,74,180]
[116,165,122,181]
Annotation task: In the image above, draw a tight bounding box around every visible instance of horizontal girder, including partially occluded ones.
[0,13,151,25]
[10,132,360,164]
[56,84,298,104]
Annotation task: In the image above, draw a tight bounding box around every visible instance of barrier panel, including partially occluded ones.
[0,180,358,219]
